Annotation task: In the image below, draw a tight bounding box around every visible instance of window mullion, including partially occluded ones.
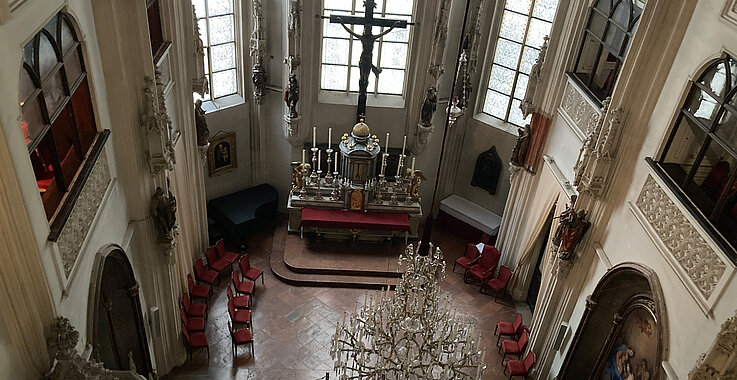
[507,5,534,122]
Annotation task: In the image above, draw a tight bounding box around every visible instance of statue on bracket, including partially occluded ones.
[420,86,438,127]
[284,72,300,118]
[151,185,178,245]
[194,99,210,147]
[252,64,267,102]
[510,124,531,167]
[553,196,591,261]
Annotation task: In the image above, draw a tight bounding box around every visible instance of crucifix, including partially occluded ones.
[328,0,409,122]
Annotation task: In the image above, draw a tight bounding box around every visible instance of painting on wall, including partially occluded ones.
[596,298,658,380]
[208,132,237,176]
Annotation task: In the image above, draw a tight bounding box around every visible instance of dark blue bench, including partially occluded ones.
[208,184,278,246]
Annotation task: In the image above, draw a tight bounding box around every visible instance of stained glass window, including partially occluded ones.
[483,0,559,126]
[193,0,238,101]
[320,0,413,96]
[20,12,100,220]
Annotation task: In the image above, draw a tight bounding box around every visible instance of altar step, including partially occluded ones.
[269,220,401,289]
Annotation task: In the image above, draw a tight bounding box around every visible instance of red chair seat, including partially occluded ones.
[189,331,209,347]
[244,267,263,281]
[232,309,252,324]
[188,274,210,300]
[206,247,230,273]
[233,328,253,344]
[239,256,264,286]
[188,302,207,317]
[232,295,250,309]
[468,264,492,280]
[216,239,241,265]
[507,359,526,375]
[502,339,523,355]
[232,270,254,295]
[497,321,515,336]
[187,317,205,332]
[195,259,218,285]
[455,256,475,270]
[488,278,507,291]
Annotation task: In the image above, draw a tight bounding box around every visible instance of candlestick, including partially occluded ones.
[302,149,305,165]
[411,157,416,172]
[401,135,406,156]
[329,127,332,150]
[385,132,390,152]
[318,150,322,171]
[313,126,316,148]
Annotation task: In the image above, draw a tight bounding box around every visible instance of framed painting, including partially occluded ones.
[595,296,658,380]
[208,132,237,176]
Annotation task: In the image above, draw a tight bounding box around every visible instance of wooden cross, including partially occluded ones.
[329,0,408,122]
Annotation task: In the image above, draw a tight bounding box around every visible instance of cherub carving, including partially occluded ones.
[291,162,311,191]
[408,170,427,200]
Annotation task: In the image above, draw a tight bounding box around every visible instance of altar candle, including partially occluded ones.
[328,128,332,150]
[302,149,305,165]
[401,135,407,156]
[313,126,316,148]
[318,150,322,171]
[411,157,416,172]
[381,153,387,176]
[385,132,390,152]
[334,152,338,172]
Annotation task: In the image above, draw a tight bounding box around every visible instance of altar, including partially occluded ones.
[287,119,423,241]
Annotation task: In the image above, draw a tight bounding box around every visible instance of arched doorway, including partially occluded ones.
[88,245,153,377]
[557,263,668,380]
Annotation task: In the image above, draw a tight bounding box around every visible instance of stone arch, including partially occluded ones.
[557,262,668,380]
[87,244,153,377]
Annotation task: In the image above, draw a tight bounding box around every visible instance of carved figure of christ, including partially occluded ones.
[329,0,408,122]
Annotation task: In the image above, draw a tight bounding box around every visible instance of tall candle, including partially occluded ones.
[328,128,332,150]
[385,133,390,152]
[318,150,321,171]
[401,135,407,156]
[381,154,387,176]
[411,157,415,172]
[313,126,316,148]
[302,149,305,165]
[334,152,338,172]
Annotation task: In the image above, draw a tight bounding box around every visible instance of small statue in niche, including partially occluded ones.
[408,170,427,200]
[194,99,210,147]
[291,161,311,191]
[252,64,268,99]
[553,197,590,261]
[284,73,300,118]
[151,186,177,244]
[510,124,531,167]
[420,86,438,127]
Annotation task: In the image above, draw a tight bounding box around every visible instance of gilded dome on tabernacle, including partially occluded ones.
[352,119,371,137]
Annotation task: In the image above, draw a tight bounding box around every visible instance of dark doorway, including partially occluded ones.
[526,208,554,312]
[91,248,153,377]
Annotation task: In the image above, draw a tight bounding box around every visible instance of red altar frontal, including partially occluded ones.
[299,208,411,242]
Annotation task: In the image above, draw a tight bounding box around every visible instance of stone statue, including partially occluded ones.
[151,186,177,244]
[553,200,590,261]
[408,170,427,200]
[510,124,531,167]
[194,99,210,147]
[284,73,300,118]
[252,63,267,100]
[291,161,310,191]
[420,86,438,126]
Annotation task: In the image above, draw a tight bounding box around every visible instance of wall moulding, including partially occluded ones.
[558,75,602,141]
[629,173,735,315]
[722,0,737,28]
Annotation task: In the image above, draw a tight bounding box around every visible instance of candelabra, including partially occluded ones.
[315,170,323,200]
[395,154,406,190]
[299,165,308,199]
[375,176,384,203]
[326,148,335,185]
[331,174,340,201]
[331,243,487,380]
[389,188,399,205]
[310,147,319,184]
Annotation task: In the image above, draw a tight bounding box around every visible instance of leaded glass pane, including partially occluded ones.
[686,87,719,124]
[383,26,409,43]
[19,67,37,104]
[730,59,737,92]
[39,33,58,80]
[324,0,352,11]
[604,24,627,55]
[514,73,529,100]
[385,0,413,15]
[323,12,352,38]
[42,71,66,116]
[716,108,737,150]
[505,0,532,15]
[351,40,379,66]
[21,97,45,145]
[663,117,708,172]
[589,11,607,38]
[493,39,522,69]
[211,69,237,97]
[323,38,350,65]
[509,99,530,126]
[209,15,234,45]
[193,0,206,18]
[380,42,407,69]
[484,90,510,119]
[699,62,728,99]
[533,0,559,21]
[64,49,83,86]
[526,18,551,49]
[349,66,377,92]
[61,19,77,53]
[208,0,233,17]
[204,48,209,74]
[377,68,404,94]
[489,64,515,95]
[322,65,349,91]
[211,42,235,72]
[500,11,528,43]
[611,0,630,28]
[198,19,209,44]
[595,0,611,14]
[520,46,539,74]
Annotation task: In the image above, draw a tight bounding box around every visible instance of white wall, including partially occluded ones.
[203,103,252,200]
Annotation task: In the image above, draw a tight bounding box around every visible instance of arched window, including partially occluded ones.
[19,12,99,220]
[572,0,644,101]
[193,0,240,104]
[652,54,737,252]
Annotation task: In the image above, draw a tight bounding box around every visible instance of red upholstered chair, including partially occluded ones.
[180,308,205,332]
[238,255,264,288]
[181,323,209,361]
[227,284,251,309]
[228,298,253,328]
[482,266,513,302]
[187,274,211,303]
[182,292,207,320]
[454,244,481,273]
[505,351,535,379]
[495,313,522,346]
[231,270,254,297]
[228,321,254,358]
[215,239,241,266]
[194,258,218,286]
[206,246,230,275]
[464,244,501,288]
[500,330,529,365]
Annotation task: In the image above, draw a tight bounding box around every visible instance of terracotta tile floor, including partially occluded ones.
[165,219,531,379]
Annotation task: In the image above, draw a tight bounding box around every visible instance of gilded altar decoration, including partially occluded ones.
[151,186,178,246]
[409,170,427,200]
[194,99,209,147]
[291,161,310,191]
[350,189,363,211]
[553,198,591,261]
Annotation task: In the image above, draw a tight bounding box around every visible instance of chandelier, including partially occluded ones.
[330,242,487,379]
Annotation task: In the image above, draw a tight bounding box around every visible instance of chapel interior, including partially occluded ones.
[2,0,737,379]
